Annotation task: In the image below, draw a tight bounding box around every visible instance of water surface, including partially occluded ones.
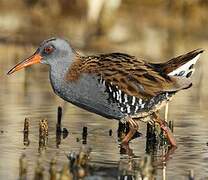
[0,44,208,179]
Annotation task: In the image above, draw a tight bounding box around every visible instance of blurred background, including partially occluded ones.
[0,0,208,179]
[1,0,208,54]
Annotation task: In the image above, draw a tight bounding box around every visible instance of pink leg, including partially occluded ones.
[152,113,177,147]
[121,118,138,145]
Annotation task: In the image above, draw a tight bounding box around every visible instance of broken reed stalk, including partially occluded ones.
[109,129,112,136]
[39,119,48,151]
[23,118,29,133]
[23,132,30,146]
[56,106,62,133]
[56,107,70,147]
[39,119,48,138]
[82,126,88,144]
[19,154,27,180]
[56,106,62,147]
[23,118,30,146]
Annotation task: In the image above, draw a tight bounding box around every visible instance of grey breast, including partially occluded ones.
[50,72,125,120]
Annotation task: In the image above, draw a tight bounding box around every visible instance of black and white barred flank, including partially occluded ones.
[99,77,173,116]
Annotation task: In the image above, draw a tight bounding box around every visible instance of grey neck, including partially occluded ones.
[50,59,71,79]
[49,53,76,96]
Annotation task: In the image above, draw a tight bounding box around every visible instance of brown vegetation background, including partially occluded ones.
[0,0,208,56]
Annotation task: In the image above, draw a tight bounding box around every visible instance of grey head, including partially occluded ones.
[7,37,76,75]
[38,37,75,66]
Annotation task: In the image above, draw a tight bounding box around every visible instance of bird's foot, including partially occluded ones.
[121,118,138,145]
[155,121,177,147]
[160,123,177,147]
[152,113,177,147]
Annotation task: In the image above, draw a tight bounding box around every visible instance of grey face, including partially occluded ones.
[37,38,72,66]
[7,37,75,75]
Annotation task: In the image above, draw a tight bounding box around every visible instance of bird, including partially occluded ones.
[7,37,204,146]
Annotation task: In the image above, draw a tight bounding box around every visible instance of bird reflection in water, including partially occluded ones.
[116,120,176,179]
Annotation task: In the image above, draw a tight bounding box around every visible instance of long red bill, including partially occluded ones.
[7,53,42,75]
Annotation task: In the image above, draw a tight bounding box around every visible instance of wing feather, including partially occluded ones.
[66,53,191,100]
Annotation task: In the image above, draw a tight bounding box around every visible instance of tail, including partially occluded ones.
[152,49,204,78]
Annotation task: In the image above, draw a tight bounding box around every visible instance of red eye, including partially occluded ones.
[44,46,54,54]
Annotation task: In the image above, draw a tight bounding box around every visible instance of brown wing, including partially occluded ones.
[66,53,191,100]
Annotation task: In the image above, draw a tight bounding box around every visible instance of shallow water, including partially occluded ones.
[0,45,208,179]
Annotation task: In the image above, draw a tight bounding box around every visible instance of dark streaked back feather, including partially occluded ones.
[65,52,192,100]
